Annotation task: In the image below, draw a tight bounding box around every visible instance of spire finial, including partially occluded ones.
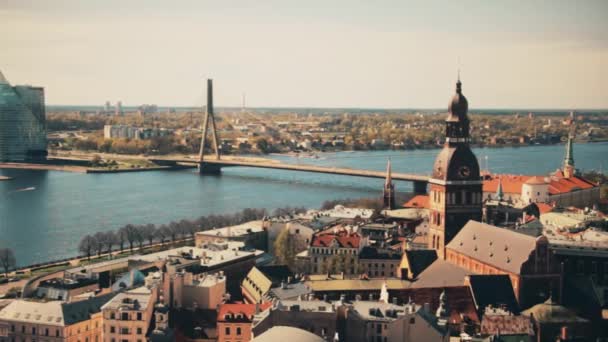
[456,58,462,93]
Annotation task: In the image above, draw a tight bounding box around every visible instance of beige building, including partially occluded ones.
[101,287,156,342]
[0,293,114,342]
[161,271,226,310]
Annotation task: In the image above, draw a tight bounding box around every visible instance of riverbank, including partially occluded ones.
[0,162,89,173]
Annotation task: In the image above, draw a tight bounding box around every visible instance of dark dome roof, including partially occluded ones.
[432,145,480,180]
[447,80,468,122]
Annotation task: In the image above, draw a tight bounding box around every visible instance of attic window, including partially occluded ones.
[507,257,511,263]
[489,241,493,246]
[473,234,476,240]
[489,252,493,257]
[504,245,509,251]
[474,246,478,252]
[459,241,463,246]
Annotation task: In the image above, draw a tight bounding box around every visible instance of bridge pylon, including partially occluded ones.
[198,79,221,174]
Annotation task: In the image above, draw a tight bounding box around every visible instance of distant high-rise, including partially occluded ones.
[115,100,123,116]
[0,70,47,161]
[104,100,111,113]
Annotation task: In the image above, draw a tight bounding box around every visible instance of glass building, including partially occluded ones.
[0,70,47,161]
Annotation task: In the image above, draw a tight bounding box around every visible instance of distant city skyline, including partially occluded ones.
[1,0,607,109]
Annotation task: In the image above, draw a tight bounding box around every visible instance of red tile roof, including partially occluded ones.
[403,195,429,209]
[483,174,530,194]
[311,230,361,248]
[483,173,597,196]
[536,203,554,214]
[217,302,271,322]
[547,175,596,195]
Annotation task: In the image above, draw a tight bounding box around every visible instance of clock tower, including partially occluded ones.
[428,78,483,259]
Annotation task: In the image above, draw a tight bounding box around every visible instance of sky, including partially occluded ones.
[1,0,607,109]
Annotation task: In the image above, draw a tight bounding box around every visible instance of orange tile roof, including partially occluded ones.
[483,174,531,194]
[536,203,554,214]
[484,173,597,196]
[403,195,429,209]
[548,175,596,195]
[217,302,271,322]
[311,230,361,248]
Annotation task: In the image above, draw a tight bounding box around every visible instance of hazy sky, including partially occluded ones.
[1,0,607,109]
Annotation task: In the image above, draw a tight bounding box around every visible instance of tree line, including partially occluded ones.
[78,207,305,260]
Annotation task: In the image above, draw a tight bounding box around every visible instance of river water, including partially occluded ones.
[1,143,607,266]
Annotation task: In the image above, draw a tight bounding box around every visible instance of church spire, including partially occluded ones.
[385,158,392,187]
[496,177,504,201]
[383,158,395,210]
[563,134,575,178]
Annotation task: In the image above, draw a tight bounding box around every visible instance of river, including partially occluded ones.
[1,143,607,266]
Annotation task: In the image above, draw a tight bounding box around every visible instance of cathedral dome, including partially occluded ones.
[447,80,468,122]
[432,145,480,181]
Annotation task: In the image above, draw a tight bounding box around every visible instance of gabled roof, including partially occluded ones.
[310,230,361,248]
[446,221,540,275]
[403,249,437,278]
[467,275,519,314]
[217,302,271,322]
[403,195,429,209]
[411,259,470,288]
[257,265,294,286]
[62,293,116,325]
[359,247,401,260]
[548,175,596,195]
[242,267,273,303]
[483,175,530,195]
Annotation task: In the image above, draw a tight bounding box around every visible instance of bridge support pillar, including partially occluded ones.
[413,181,427,194]
[198,163,222,175]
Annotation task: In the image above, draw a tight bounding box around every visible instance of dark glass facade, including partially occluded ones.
[0,71,47,161]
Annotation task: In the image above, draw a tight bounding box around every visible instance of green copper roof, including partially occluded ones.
[564,136,574,167]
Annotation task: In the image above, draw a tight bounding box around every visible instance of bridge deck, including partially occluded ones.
[161,158,429,183]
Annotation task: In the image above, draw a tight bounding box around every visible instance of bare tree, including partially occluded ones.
[168,221,180,242]
[102,231,116,255]
[178,219,197,240]
[93,232,106,257]
[133,225,145,250]
[141,224,156,246]
[156,225,170,245]
[123,224,139,253]
[78,235,96,260]
[116,227,127,252]
[0,248,16,277]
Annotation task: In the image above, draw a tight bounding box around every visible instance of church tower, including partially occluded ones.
[563,135,576,178]
[428,78,483,259]
[383,159,396,210]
